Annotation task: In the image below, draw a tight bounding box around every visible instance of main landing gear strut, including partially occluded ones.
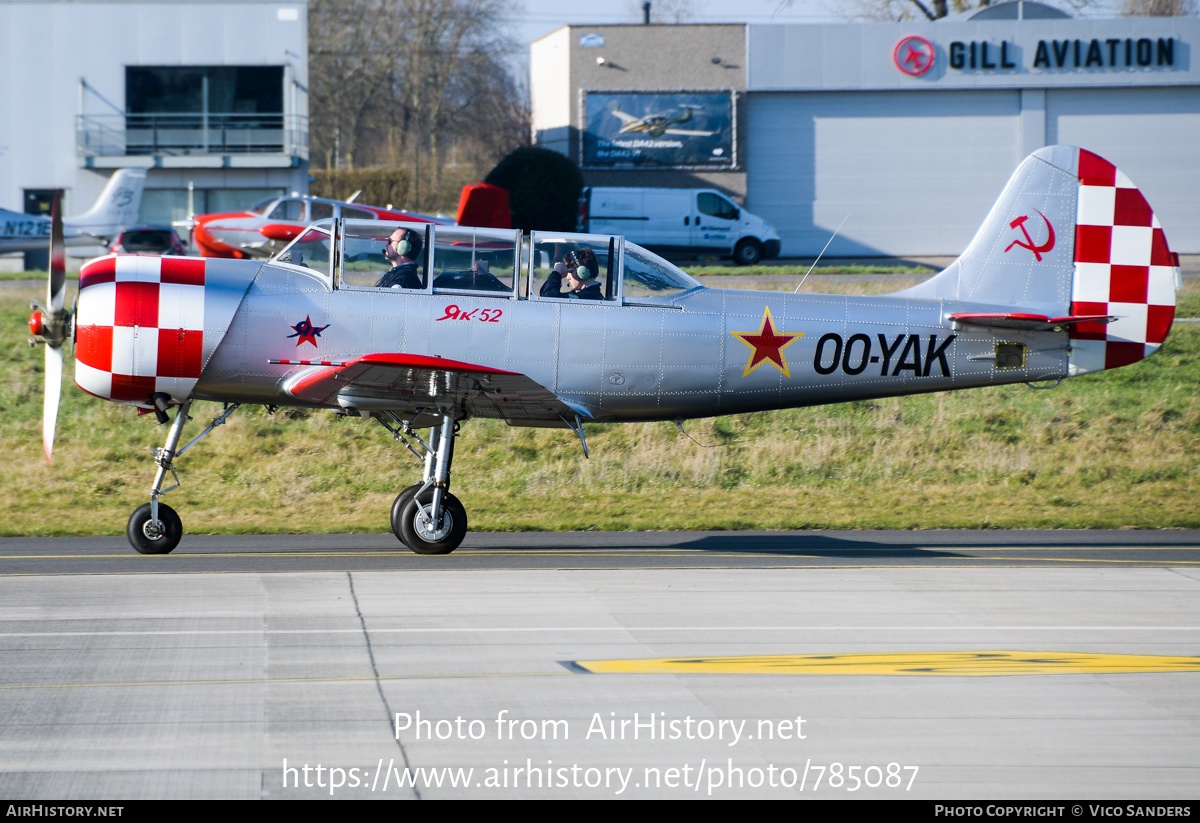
[378,412,467,555]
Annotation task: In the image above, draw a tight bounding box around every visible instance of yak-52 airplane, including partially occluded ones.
[2,169,145,254]
[28,146,1179,555]
[611,106,720,138]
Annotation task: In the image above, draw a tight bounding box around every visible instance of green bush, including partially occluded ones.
[484,147,583,232]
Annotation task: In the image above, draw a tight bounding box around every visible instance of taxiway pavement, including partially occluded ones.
[2,530,1199,800]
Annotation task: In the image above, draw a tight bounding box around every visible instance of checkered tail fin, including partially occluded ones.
[902,145,1179,375]
[1061,147,1178,375]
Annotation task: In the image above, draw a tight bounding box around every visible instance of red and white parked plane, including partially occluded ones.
[189,192,449,259]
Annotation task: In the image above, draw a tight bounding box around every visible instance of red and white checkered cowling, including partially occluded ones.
[1068,149,1177,375]
[75,255,207,406]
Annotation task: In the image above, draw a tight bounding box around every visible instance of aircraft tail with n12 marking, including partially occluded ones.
[1,168,146,254]
[900,145,1179,375]
[69,168,147,241]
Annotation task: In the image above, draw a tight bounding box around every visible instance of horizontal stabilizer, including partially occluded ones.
[950,312,1116,332]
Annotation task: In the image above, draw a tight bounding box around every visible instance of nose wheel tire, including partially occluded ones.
[389,484,423,542]
[733,237,763,266]
[398,490,467,555]
[127,503,183,554]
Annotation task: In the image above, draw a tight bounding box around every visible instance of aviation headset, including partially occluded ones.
[392,228,422,260]
[568,250,593,281]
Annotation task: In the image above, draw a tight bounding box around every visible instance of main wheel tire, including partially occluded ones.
[733,237,763,266]
[389,484,423,541]
[398,490,467,555]
[127,503,182,554]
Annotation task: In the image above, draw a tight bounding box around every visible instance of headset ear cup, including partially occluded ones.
[396,232,411,258]
[577,266,591,280]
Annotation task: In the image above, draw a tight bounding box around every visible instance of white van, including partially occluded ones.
[578,187,781,266]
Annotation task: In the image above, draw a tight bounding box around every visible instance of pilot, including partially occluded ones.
[541,248,603,300]
[564,247,603,300]
[375,227,424,289]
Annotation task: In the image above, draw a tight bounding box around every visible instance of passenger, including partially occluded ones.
[565,247,603,300]
[375,227,423,289]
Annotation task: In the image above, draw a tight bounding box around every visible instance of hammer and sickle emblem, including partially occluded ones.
[1004,210,1055,261]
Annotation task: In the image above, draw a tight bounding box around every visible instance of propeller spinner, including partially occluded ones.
[28,196,70,463]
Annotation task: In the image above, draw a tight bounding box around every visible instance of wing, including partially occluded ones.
[275,352,578,426]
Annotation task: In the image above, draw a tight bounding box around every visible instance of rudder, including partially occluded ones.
[1067,148,1177,375]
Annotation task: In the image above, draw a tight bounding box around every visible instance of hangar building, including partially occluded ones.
[0,0,309,264]
[531,5,1200,257]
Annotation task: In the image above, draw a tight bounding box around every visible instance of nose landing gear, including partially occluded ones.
[125,400,239,555]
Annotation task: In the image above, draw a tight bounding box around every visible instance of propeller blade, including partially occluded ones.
[38,194,69,464]
[49,193,66,317]
[43,343,62,464]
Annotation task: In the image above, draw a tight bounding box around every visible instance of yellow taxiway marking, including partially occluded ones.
[573,651,1200,676]
[6,652,1200,690]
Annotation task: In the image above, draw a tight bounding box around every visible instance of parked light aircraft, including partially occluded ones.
[189,193,449,259]
[28,146,1179,555]
[611,106,719,138]
[1,169,145,254]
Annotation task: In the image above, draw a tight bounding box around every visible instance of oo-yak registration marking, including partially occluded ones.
[813,333,957,378]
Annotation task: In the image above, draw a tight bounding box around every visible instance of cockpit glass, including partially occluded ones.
[273,219,333,279]
[249,197,278,215]
[430,226,519,295]
[268,199,305,221]
[340,219,430,291]
[621,242,700,299]
[530,231,618,302]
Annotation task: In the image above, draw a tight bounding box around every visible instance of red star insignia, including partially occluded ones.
[731,307,804,377]
[287,315,330,348]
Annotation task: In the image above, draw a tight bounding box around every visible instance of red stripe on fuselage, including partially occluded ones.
[76,325,113,372]
[160,257,206,286]
[113,281,159,328]
[110,373,156,403]
[79,257,116,288]
[156,328,204,378]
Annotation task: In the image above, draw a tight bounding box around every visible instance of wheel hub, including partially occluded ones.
[415,510,452,542]
[142,520,165,540]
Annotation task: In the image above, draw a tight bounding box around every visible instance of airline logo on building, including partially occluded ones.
[894,36,935,76]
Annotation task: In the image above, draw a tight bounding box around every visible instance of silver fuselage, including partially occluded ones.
[193,258,1062,424]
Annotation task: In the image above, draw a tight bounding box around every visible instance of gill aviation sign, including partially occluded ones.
[894,36,1177,74]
